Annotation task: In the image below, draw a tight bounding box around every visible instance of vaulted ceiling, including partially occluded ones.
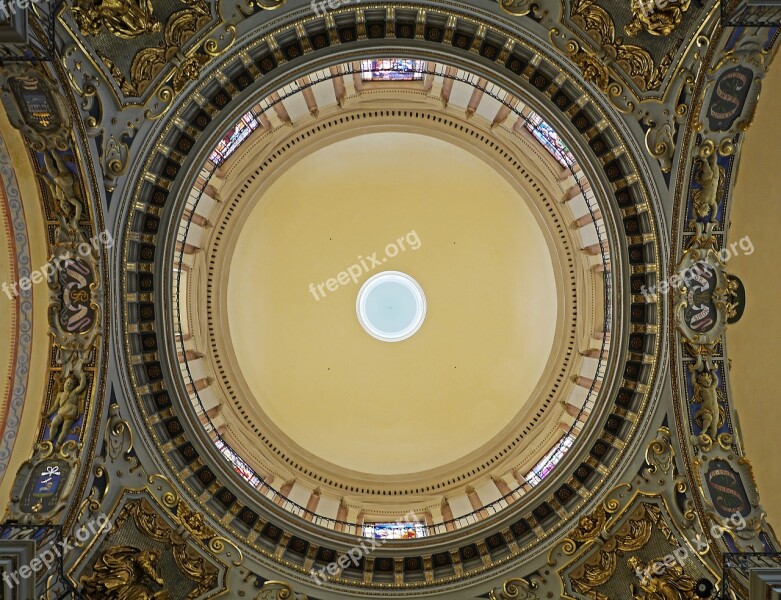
[0,0,777,598]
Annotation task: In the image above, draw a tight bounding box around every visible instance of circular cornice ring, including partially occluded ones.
[116,4,663,592]
[200,105,585,497]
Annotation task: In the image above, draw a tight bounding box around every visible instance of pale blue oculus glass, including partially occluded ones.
[356,272,426,342]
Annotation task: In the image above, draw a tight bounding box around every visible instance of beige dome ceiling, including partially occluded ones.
[174,62,610,530]
[226,131,559,475]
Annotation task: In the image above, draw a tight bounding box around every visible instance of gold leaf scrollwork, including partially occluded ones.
[488,577,539,599]
[80,546,169,600]
[625,0,691,37]
[204,24,237,57]
[570,0,676,91]
[498,0,540,17]
[71,0,161,39]
[644,117,676,173]
[257,580,307,599]
[645,426,675,475]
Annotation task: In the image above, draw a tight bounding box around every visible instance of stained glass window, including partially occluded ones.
[209,111,260,165]
[524,434,575,487]
[363,521,427,539]
[524,111,575,168]
[215,438,262,487]
[360,59,425,81]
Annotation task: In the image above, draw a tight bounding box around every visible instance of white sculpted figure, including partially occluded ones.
[46,369,87,446]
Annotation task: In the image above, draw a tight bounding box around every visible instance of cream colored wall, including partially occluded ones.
[727,57,781,532]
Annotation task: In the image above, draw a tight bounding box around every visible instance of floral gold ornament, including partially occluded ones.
[570,0,675,91]
[81,546,170,599]
[625,0,692,37]
[94,0,211,97]
[628,556,699,599]
[488,577,540,599]
[70,0,161,38]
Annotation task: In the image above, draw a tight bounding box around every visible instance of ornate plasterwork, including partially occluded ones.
[76,495,223,599]
[0,134,34,486]
[570,0,675,92]
[666,23,781,599]
[109,2,664,591]
[552,439,715,600]
[8,0,780,598]
[0,59,108,539]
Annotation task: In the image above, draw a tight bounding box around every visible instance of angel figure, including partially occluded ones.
[81,546,170,600]
[691,151,724,226]
[629,556,699,600]
[690,366,722,442]
[46,369,88,446]
[41,149,83,233]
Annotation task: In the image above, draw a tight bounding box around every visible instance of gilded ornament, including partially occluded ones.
[674,222,742,370]
[625,0,691,37]
[46,368,88,447]
[628,556,699,599]
[71,0,162,38]
[572,52,611,91]
[498,0,539,17]
[570,0,675,91]
[645,427,675,475]
[689,365,723,446]
[690,151,724,226]
[257,580,308,599]
[570,507,608,543]
[488,577,539,599]
[81,546,169,599]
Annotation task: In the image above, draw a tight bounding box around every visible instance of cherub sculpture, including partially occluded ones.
[691,151,723,226]
[690,366,722,442]
[40,149,83,233]
[46,369,87,446]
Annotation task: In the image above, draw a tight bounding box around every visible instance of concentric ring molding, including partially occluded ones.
[201,105,582,496]
[118,3,663,591]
